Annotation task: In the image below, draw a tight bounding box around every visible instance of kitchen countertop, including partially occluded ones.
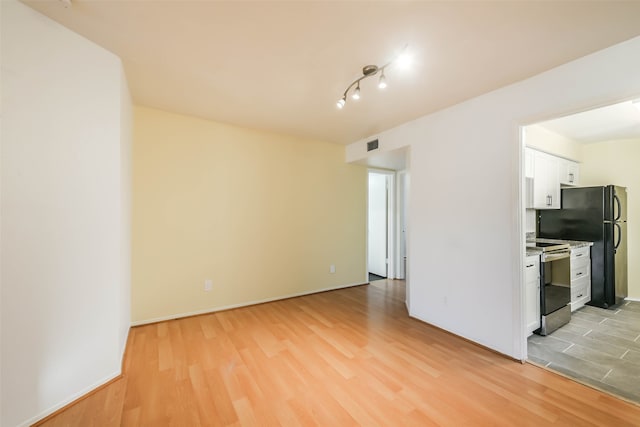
[525,238,593,257]
[526,248,543,257]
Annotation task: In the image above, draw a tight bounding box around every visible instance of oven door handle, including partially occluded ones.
[542,251,570,262]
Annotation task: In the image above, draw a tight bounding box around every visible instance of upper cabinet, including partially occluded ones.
[526,149,580,210]
[559,159,580,186]
[532,150,560,209]
[525,148,535,179]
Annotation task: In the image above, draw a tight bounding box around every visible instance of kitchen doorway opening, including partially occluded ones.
[520,97,640,404]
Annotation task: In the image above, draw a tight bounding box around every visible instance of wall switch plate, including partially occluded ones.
[204,279,213,292]
[330,265,336,274]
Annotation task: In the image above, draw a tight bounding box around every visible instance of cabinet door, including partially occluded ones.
[533,151,560,209]
[560,159,580,186]
[525,256,541,334]
[525,148,535,179]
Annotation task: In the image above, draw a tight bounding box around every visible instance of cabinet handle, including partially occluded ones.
[569,173,574,183]
[577,272,583,276]
[526,264,534,268]
[576,253,583,257]
[577,293,583,298]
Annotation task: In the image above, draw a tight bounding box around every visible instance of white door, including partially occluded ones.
[368,173,388,277]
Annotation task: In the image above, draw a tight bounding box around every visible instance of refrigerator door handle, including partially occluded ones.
[614,193,622,221]
[614,222,622,251]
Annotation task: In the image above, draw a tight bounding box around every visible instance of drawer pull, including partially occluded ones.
[577,293,583,298]
[526,264,534,268]
[576,254,583,257]
[576,272,583,276]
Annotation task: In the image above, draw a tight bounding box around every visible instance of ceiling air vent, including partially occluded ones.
[366,139,379,152]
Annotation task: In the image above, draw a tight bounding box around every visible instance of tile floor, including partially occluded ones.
[528,300,640,404]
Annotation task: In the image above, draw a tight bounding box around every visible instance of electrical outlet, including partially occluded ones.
[330,264,336,274]
[204,279,213,292]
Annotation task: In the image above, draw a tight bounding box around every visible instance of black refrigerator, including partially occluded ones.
[538,185,628,308]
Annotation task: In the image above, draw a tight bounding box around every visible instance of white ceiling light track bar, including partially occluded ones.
[336,45,410,109]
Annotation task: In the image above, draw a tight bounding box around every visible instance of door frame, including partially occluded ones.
[396,170,409,280]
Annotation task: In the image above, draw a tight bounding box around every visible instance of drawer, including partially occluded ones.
[571,263,589,281]
[571,275,590,301]
[571,246,590,260]
[571,254,590,271]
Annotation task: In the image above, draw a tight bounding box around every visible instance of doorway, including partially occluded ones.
[368,171,390,281]
[357,146,409,305]
[367,168,408,283]
[521,98,640,404]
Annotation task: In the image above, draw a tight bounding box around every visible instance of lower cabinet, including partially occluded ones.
[570,246,591,311]
[525,255,541,335]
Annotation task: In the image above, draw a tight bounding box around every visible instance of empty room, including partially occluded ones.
[3,1,640,426]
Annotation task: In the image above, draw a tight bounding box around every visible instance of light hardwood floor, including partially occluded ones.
[38,280,640,426]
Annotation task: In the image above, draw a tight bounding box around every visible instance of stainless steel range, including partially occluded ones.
[527,241,571,335]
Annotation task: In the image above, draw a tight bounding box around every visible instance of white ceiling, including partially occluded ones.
[22,1,640,145]
[538,101,640,144]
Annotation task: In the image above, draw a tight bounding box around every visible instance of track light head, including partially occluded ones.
[378,71,387,89]
[352,84,361,100]
[337,96,346,109]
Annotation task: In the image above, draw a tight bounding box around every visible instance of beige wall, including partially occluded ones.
[525,124,583,161]
[132,106,367,323]
[580,138,640,299]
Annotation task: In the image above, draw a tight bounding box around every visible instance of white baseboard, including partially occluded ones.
[624,297,640,302]
[131,281,368,327]
[19,371,121,427]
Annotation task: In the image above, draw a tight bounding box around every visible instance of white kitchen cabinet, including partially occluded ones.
[525,255,541,335]
[525,148,535,179]
[532,150,560,209]
[559,159,580,186]
[570,246,591,311]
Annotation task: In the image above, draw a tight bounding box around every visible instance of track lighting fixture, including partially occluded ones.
[336,45,409,109]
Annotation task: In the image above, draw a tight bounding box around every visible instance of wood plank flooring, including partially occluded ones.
[38,280,640,426]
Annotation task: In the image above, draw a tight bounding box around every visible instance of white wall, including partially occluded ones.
[347,36,640,359]
[0,2,131,426]
[119,68,133,358]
